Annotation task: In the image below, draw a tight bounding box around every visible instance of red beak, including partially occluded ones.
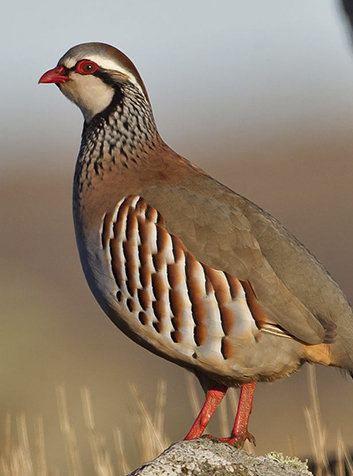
[38,65,71,84]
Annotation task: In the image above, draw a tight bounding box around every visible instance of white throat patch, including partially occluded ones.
[60,55,145,122]
[60,73,115,122]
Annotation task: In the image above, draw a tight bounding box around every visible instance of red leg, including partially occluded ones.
[219,382,257,447]
[184,384,227,440]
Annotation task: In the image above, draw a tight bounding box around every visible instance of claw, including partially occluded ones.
[202,430,256,449]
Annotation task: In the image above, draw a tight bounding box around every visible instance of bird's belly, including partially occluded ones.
[78,196,305,385]
[87,255,304,384]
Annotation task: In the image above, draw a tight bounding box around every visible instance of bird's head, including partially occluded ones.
[39,42,150,122]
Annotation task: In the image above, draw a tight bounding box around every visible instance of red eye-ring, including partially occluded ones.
[76,60,99,75]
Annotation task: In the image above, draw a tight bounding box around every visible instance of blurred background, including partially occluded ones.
[2,0,353,473]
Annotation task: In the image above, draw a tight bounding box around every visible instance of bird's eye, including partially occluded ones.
[76,60,99,75]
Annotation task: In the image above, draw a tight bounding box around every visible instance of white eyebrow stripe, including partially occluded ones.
[63,55,143,92]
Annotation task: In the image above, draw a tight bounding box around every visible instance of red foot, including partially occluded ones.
[203,430,256,448]
[184,381,257,448]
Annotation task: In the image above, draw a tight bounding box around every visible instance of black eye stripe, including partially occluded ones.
[66,60,121,91]
[94,69,117,86]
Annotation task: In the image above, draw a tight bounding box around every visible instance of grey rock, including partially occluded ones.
[128,439,313,475]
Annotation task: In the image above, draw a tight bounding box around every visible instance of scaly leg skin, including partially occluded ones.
[185,382,257,448]
[184,384,227,440]
[210,382,257,448]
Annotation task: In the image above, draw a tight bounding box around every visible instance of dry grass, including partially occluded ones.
[0,369,352,475]
[305,365,353,476]
[0,413,48,476]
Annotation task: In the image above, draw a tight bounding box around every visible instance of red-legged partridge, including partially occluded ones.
[39,43,353,447]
